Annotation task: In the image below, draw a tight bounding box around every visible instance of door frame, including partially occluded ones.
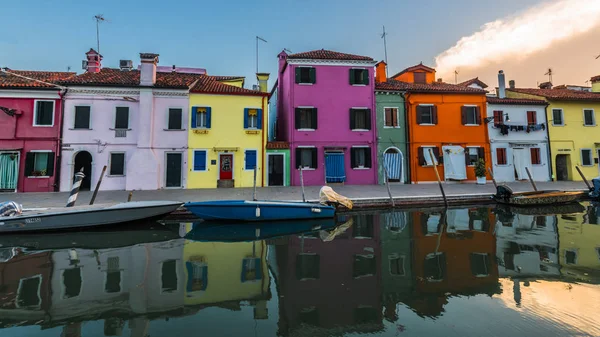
[73,150,93,191]
[382,146,405,184]
[217,152,235,181]
[266,152,286,187]
[164,151,183,189]
[0,151,20,192]
[555,154,570,181]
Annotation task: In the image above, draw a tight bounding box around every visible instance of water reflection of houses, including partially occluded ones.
[273,213,383,336]
[408,207,500,317]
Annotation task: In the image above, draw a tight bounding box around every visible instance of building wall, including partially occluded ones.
[487,103,551,182]
[395,70,436,84]
[0,93,63,192]
[187,93,266,188]
[407,93,490,183]
[265,148,291,186]
[592,82,600,93]
[375,92,407,184]
[268,88,277,142]
[557,212,600,282]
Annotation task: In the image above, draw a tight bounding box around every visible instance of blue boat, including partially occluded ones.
[183,200,335,222]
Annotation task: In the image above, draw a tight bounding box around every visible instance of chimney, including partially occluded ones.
[84,49,102,73]
[278,51,288,75]
[437,78,443,83]
[256,73,270,93]
[139,53,159,86]
[509,80,515,89]
[498,70,506,98]
[375,61,387,83]
[539,81,552,89]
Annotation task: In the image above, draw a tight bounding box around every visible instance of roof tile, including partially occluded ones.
[0,69,75,89]
[58,68,200,89]
[287,49,373,61]
[507,88,600,102]
[190,75,266,96]
[458,77,488,89]
[375,79,486,94]
[486,96,547,105]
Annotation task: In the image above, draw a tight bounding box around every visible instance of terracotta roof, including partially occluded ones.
[266,141,289,149]
[190,75,266,96]
[390,63,435,79]
[553,84,591,90]
[375,79,486,94]
[486,96,547,105]
[58,68,200,89]
[506,88,600,102]
[0,69,75,89]
[458,77,488,89]
[287,49,373,61]
[591,75,600,82]
[212,76,245,81]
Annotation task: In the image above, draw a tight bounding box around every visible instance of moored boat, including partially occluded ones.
[493,185,584,207]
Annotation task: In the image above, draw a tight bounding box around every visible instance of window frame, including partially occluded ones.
[466,146,481,167]
[193,149,208,172]
[244,149,258,171]
[109,152,126,176]
[351,146,372,169]
[417,104,435,125]
[383,107,400,128]
[246,108,260,129]
[388,254,406,276]
[33,100,55,127]
[420,146,439,167]
[160,259,179,294]
[350,107,371,131]
[297,146,317,170]
[463,105,479,126]
[15,274,42,309]
[552,108,564,126]
[194,107,209,129]
[73,105,91,130]
[583,108,596,127]
[493,110,504,125]
[350,68,369,86]
[295,106,317,131]
[167,107,184,131]
[526,111,537,126]
[581,148,594,167]
[530,147,542,165]
[496,147,508,166]
[296,66,315,85]
[114,106,130,130]
[27,150,53,178]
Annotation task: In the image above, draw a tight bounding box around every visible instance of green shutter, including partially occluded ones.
[309,68,316,84]
[295,68,301,84]
[46,152,55,177]
[362,70,369,85]
[24,152,34,176]
[349,69,355,85]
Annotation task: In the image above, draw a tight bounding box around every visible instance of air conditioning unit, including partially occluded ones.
[119,60,133,70]
[81,60,88,70]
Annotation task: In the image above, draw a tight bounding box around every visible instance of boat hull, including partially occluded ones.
[493,191,584,207]
[184,200,335,221]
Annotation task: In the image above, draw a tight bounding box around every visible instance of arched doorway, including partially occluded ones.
[383,147,403,183]
[73,151,92,191]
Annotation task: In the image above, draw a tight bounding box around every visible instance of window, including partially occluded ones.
[462,106,480,125]
[295,107,317,130]
[241,257,262,282]
[565,250,577,265]
[353,217,373,238]
[34,100,54,126]
[74,106,90,129]
[296,147,317,169]
[24,151,55,177]
[470,253,490,277]
[295,67,316,84]
[296,254,320,280]
[105,257,121,293]
[351,147,371,168]
[466,147,483,166]
[527,111,537,126]
[244,108,262,129]
[531,148,542,165]
[63,268,82,299]
[493,111,504,125]
[581,149,593,166]
[109,153,125,175]
[168,108,183,130]
[418,147,439,166]
[186,261,208,292]
[413,72,426,84]
[417,105,437,125]
[423,253,446,281]
[584,109,596,126]
[389,255,405,276]
[245,150,257,170]
[115,107,129,129]
[17,276,41,308]
[353,255,376,278]
[161,260,178,293]
[349,68,369,85]
[193,150,207,171]
[496,148,508,165]
[350,108,371,130]
[535,216,547,228]
[384,107,399,127]
[552,109,564,126]
[192,107,211,129]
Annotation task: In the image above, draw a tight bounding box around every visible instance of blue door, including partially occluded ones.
[383,149,402,182]
[325,152,345,183]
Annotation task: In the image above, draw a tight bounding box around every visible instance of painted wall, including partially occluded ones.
[395,70,436,84]
[265,148,290,186]
[406,93,490,183]
[592,81,600,93]
[268,87,277,141]
[487,103,551,182]
[557,210,600,283]
[0,93,63,192]
[187,93,266,189]
[375,92,407,184]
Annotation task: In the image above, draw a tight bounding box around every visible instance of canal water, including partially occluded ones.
[0,202,599,337]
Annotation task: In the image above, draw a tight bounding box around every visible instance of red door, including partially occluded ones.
[220,154,233,180]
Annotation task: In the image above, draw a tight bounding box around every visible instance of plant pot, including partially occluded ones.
[476,176,486,185]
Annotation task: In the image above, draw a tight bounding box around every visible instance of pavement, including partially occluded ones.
[0,181,589,209]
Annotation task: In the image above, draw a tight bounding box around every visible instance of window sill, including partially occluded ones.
[383,126,401,129]
[296,129,316,131]
[297,83,314,86]
[69,128,92,130]
[464,124,481,127]
[352,167,371,170]
[107,175,125,177]
[495,164,510,167]
[552,124,565,127]
[299,167,316,171]
[583,125,597,127]
[109,128,132,131]
[192,170,207,172]
[27,176,50,179]
[418,123,436,126]
[32,124,54,128]
[164,129,186,131]
[421,165,441,167]
[351,84,367,87]
[351,129,371,132]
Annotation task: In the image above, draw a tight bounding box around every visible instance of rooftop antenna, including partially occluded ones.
[381,26,388,76]
[595,53,600,59]
[544,68,553,83]
[454,69,459,84]
[256,36,267,75]
[94,14,109,55]
[67,66,71,72]
[283,48,292,54]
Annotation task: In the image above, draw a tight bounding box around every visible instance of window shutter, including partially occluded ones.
[475,107,481,125]
[433,147,442,164]
[205,107,212,128]
[245,150,257,170]
[311,148,318,169]
[309,68,316,84]
[295,148,301,168]
[194,151,206,171]
[115,107,129,129]
[257,109,263,129]
[349,69,355,85]
[365,148,372,168]
[461,106,467,125]
[385,109,392,126]
[46,152,55,177]
[465,149,470,166]
[530,148,536,164]
[295,68,301,84]
[243,108,249,129]
[432,106,438,124]
[191,107,197,129]
[365,109,372,130]
[295,108,301,129]
[393,109,398,127]
[362,70,369,85]
[417,107,423,124]
[350,109,356,129]
[351,148,356,168]
[418,147,425,166]
[312,108,318,129]
[24,152,34,176]
[478,147,485,163]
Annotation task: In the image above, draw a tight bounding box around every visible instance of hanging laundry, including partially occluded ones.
[500,124,509,135]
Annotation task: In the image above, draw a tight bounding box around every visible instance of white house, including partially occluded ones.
[486,71,551,182]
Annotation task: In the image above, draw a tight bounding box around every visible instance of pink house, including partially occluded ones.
[274,50,378,186]
[0,69,74,192]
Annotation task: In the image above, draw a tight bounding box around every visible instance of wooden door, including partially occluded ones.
[268,154,284,186]
[219,154,233,180]
[165,153,182,187]
[555,154,569,181]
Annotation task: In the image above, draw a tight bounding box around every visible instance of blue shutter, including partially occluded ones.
[243,108,249,129]
[194,151,206,171]
[191,107,197,129]
[206,107,212,128]
[245,150,257,170]
[257,109,263,129]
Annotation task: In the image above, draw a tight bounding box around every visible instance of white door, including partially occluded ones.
[513,148,532,180]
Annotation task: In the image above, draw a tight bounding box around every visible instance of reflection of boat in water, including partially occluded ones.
[494,202,586,216]
[493,185,584,207]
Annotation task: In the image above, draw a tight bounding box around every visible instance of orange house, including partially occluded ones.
[379,63,490,183]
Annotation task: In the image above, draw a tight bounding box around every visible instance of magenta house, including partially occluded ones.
[274,50,378,186]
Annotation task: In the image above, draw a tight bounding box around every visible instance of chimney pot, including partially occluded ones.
[85,49,102,73]
[437,78,442,83]
[509,80,515,89]
[539,81,552,89]
[256,73,270,93]
[375,61,387,83]
[498,70,506,98]
[140,53,159,86]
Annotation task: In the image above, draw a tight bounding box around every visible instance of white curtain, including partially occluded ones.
[513,149,531,180]
[446,209,470,233]
[442,146,467,180]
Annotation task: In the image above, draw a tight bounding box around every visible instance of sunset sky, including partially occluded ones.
[1,0,598,89]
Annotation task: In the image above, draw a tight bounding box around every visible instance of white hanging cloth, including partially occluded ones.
[442,146,467,180]
[513,149,530,180]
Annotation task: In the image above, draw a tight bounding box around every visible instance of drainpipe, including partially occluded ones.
[544,103,554,181]
[55,88,68,192]
[403,92,411,184]
[261,95,266,187]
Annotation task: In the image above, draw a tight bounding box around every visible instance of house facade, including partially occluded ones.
[506,81,600,181]
[374,62,408,184]
[388,64,490,183]
[59,50,201,191]
[274,49,378,186]
[187,74,268,189]
[0,70,74,192]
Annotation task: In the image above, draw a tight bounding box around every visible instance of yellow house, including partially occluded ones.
[507,84,600,181]
[188,74,269,188]
[556,208,600,283]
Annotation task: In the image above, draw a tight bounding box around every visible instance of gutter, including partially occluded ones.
[404,92,411,184]
[544,103,554,181]
[262,95,266,187]
[55,88,68,192]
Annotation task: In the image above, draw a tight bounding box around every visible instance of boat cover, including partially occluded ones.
[590,178,600,199]
[0,201,22,217]
[319,186,353,209]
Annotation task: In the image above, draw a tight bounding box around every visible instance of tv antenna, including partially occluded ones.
[454,69,459,84]
[256,36,267,74]
[381,26,388,75]
[283,48,292,54]
[94,14,109,55]
[544,68,553,83]
[595,53,600,59]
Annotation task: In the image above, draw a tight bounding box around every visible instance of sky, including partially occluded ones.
[1,0,597,89]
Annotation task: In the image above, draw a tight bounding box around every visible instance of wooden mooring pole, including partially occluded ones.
[525,167,538,191]
[89,165,107,205]
[575,166,593,190]
[252,166,258,201]
[428,149,448,208]
[299,166,306,202]
[487,167,498,189]
[127,191,133,202]
[66,168,85,207]
[382,162,395,207]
